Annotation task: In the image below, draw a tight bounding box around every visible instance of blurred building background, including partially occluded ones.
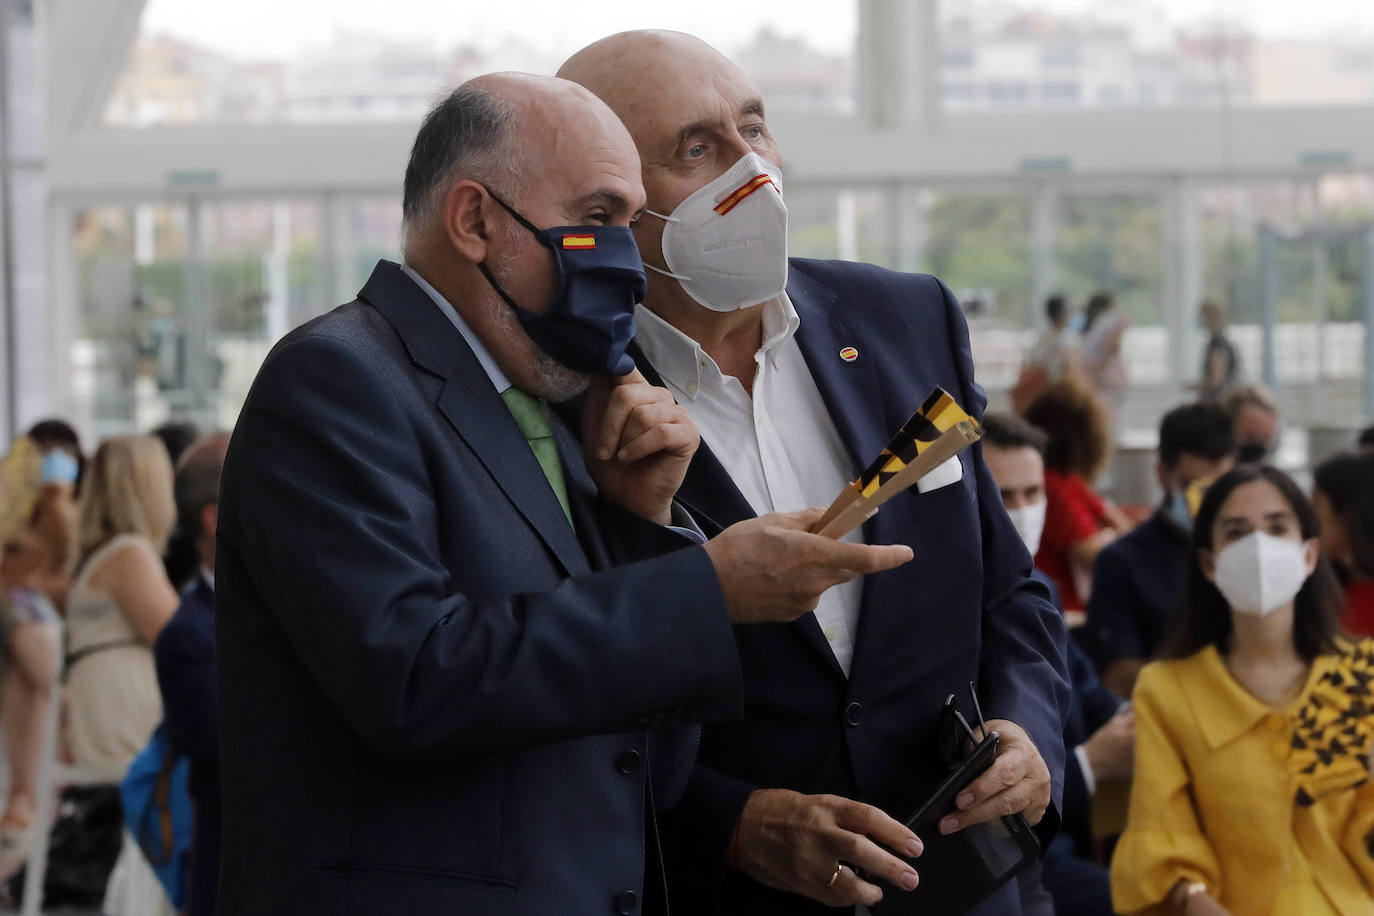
[1,0,1372,468]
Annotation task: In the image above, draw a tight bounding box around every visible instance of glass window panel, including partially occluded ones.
[938,3,1374,110]
[923,192,1033,327]
[787,188,840,261]
[113,1,856,126]
[1054,192,1162,327]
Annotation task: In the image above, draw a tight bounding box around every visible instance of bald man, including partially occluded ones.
[562,34,1070,915]
[215,73,913,915]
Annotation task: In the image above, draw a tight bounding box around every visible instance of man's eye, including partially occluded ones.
[685,144,707,159]
[743,124,764,139]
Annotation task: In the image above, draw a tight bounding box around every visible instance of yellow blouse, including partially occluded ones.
[1111,641,1374,916]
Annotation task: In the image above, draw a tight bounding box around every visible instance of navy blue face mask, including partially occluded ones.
[477,190,645,376]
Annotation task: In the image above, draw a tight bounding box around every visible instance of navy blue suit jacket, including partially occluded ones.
[154,574,219,916]
[215,260,743,915]
[648,259,1071,915]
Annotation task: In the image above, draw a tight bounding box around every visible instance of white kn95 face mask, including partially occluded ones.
[645,152,789,313]
[1006,499,1048,557]
[1212,530,1312,617]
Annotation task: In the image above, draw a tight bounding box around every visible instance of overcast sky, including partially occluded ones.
[140,0,1374,63]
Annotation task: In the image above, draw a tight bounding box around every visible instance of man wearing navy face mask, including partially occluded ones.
[214,72,914,916]
[562,33,1070,916]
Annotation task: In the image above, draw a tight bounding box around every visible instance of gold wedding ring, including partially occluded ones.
[827,861,843,888]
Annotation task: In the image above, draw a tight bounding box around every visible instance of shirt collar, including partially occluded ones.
[633,294,801,401]
[401,262,511,394]
[1180,645,1330,750]
[201,567,215,593]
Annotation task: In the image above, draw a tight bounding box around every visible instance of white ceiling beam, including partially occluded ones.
[46,104,1374,199]
[45,0,148,137]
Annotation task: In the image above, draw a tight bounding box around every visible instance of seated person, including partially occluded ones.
[1081,403,1235,696]
[984,413,1132,916]
[1224,384,1279,465]
[1024,380,1130,613]
[1312,450,1374,638]
[1111,465,1374,916]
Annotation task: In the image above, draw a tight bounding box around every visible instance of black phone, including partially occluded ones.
[869,731,1041,916]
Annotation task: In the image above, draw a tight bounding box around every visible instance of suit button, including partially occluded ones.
[616,889,638,913]
[845,701,864,727]
[615,749,642,775]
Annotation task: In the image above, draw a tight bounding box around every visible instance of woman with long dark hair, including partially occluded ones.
[1111,465,1374,916]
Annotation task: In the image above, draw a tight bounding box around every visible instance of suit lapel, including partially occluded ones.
[789,263,952,680]
[361,261,590,578]
[788,266,892,478]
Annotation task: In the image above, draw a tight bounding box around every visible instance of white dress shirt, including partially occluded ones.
[634,295,866,675]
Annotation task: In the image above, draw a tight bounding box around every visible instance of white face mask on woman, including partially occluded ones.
[645,152,788,313]
[1211,530,1313,617]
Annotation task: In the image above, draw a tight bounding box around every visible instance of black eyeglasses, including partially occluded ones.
[937,682,991,770]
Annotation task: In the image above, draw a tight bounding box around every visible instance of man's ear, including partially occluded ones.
[444,180,493,263]
[1154,460,1169,492]
[201,502,218,541]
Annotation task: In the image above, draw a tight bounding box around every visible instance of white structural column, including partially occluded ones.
[886,181,927,273]
[857,1,940,281]
[324,192,356,311]
[1162,177,1202,392]
[857,0,941,131]
[1029,183,1058,329]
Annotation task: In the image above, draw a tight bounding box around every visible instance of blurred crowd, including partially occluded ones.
[0,419,224,914]
[1003,291,1374,916]
[0,293,1369,916]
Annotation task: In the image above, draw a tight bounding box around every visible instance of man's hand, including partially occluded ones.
[937,720,1051,835]
[581,369,698,525]
[734,789,922,908]
[1082,708,1135,784]
[704,508,913,624]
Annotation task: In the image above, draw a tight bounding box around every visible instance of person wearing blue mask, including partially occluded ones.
[214,72,914,916]
[1081,404,1235,697]
[561,33,1070,915]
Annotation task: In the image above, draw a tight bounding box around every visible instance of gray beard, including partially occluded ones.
[484,232,588,403]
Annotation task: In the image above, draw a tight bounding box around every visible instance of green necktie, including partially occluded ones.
[500,387,574,528]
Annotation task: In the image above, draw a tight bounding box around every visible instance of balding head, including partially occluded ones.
[560,32,782,319]
[402,72,639,257]
[559,32,750,147]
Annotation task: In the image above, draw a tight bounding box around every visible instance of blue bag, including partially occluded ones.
[120,723,191,909]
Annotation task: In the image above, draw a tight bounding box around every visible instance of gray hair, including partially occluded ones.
[401,85,526,254]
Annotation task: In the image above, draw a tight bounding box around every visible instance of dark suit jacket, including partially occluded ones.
[215,260,743,915]
[650,258,1071,916]
[153,574,219,916]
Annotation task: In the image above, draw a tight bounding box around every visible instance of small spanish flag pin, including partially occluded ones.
[562,234,596,250]
[839,346,858,362]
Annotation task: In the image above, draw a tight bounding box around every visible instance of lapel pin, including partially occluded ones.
[839,346,858,362]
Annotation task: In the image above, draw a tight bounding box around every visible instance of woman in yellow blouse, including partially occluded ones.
[1111,464,1374,916]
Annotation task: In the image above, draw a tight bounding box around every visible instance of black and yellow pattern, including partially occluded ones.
[854,388,980,499]
[1291,639,1374,807]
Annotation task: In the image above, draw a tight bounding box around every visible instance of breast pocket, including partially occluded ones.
[902,455,975,520]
